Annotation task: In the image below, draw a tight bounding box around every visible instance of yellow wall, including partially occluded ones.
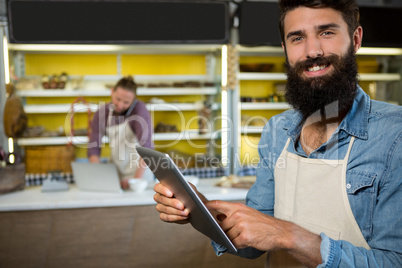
[240,135,260,167]
[25,54,118,75]
[122,55,206,75]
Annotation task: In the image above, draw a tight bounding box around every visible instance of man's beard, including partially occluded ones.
[284,45,358,122]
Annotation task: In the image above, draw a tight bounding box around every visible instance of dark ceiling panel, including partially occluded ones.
[7,0,229,44]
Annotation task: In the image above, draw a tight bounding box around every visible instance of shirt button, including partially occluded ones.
[346,183,351,189]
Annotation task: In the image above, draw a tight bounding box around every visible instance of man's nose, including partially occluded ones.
[305,37,323,59]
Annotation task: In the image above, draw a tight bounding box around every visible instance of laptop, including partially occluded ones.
[71,162,123,193]
[136,146,237,252]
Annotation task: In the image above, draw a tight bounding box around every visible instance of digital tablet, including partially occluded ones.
[136,146,237,252]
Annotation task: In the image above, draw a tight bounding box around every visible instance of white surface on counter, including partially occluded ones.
[0,178,250,212]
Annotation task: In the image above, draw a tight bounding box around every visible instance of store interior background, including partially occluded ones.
[0,1,401,268]
[0,0,402,182]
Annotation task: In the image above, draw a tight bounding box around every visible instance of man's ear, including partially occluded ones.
[353,26,363,53]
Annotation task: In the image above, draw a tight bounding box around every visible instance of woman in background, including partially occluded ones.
[88,76,154,189]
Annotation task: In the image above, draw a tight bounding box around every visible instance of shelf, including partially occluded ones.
[238,72,401,82]
[123,74,214,81]
[77,74,218,83]
[240,102,291,110]
[23,102,220,114]
[24,104,98,114]
[238,73,287,81]
[17,136,97,146]
[241,126,265,134]
[138,87,218,96]
[148,103,220,112]
[237,46,285,56]
[16,74,220,97]
[17,130,220,146]
[17,87,219,98]
[152,131,220,141]
[358,73,401,81]
[17,90,111,97]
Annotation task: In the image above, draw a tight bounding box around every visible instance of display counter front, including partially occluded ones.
[0,178,266,268]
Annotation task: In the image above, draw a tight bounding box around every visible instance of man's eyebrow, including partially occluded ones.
[286,30,303,40]
[316,23,341,31]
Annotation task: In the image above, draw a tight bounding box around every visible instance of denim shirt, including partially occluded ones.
[213,87,402,267]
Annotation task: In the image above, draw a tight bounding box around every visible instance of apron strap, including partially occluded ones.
[344,136,355,162]
[107,104,113,130]
[281,138,292,155]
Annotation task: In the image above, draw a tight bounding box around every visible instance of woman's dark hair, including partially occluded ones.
[278,0,360,43]
[113,76,137,95]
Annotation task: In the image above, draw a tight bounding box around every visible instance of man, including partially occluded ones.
[88,76,154,189]
[154,0,402,267]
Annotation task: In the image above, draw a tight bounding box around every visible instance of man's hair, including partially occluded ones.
[114,76,137,95]
[278,0,360,43]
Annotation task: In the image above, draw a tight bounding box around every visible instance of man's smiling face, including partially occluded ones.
[281,6,363,120]
[283,7,355,79]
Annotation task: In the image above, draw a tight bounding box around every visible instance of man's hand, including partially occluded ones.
[206,200,322,267]
[206,200,290,251]
[153,183,190,224]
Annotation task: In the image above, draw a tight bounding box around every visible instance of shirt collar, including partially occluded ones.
[338,86,370,140]
[284,85,370,140]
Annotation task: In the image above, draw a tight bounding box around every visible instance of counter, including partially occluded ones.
[0,178,249,212]
[0,178,266,268]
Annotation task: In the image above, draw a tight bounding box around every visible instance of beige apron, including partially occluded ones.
[107,106,141,180]
[266,137,370,267]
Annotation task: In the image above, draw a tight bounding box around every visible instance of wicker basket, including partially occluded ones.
[25,145,75,174]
